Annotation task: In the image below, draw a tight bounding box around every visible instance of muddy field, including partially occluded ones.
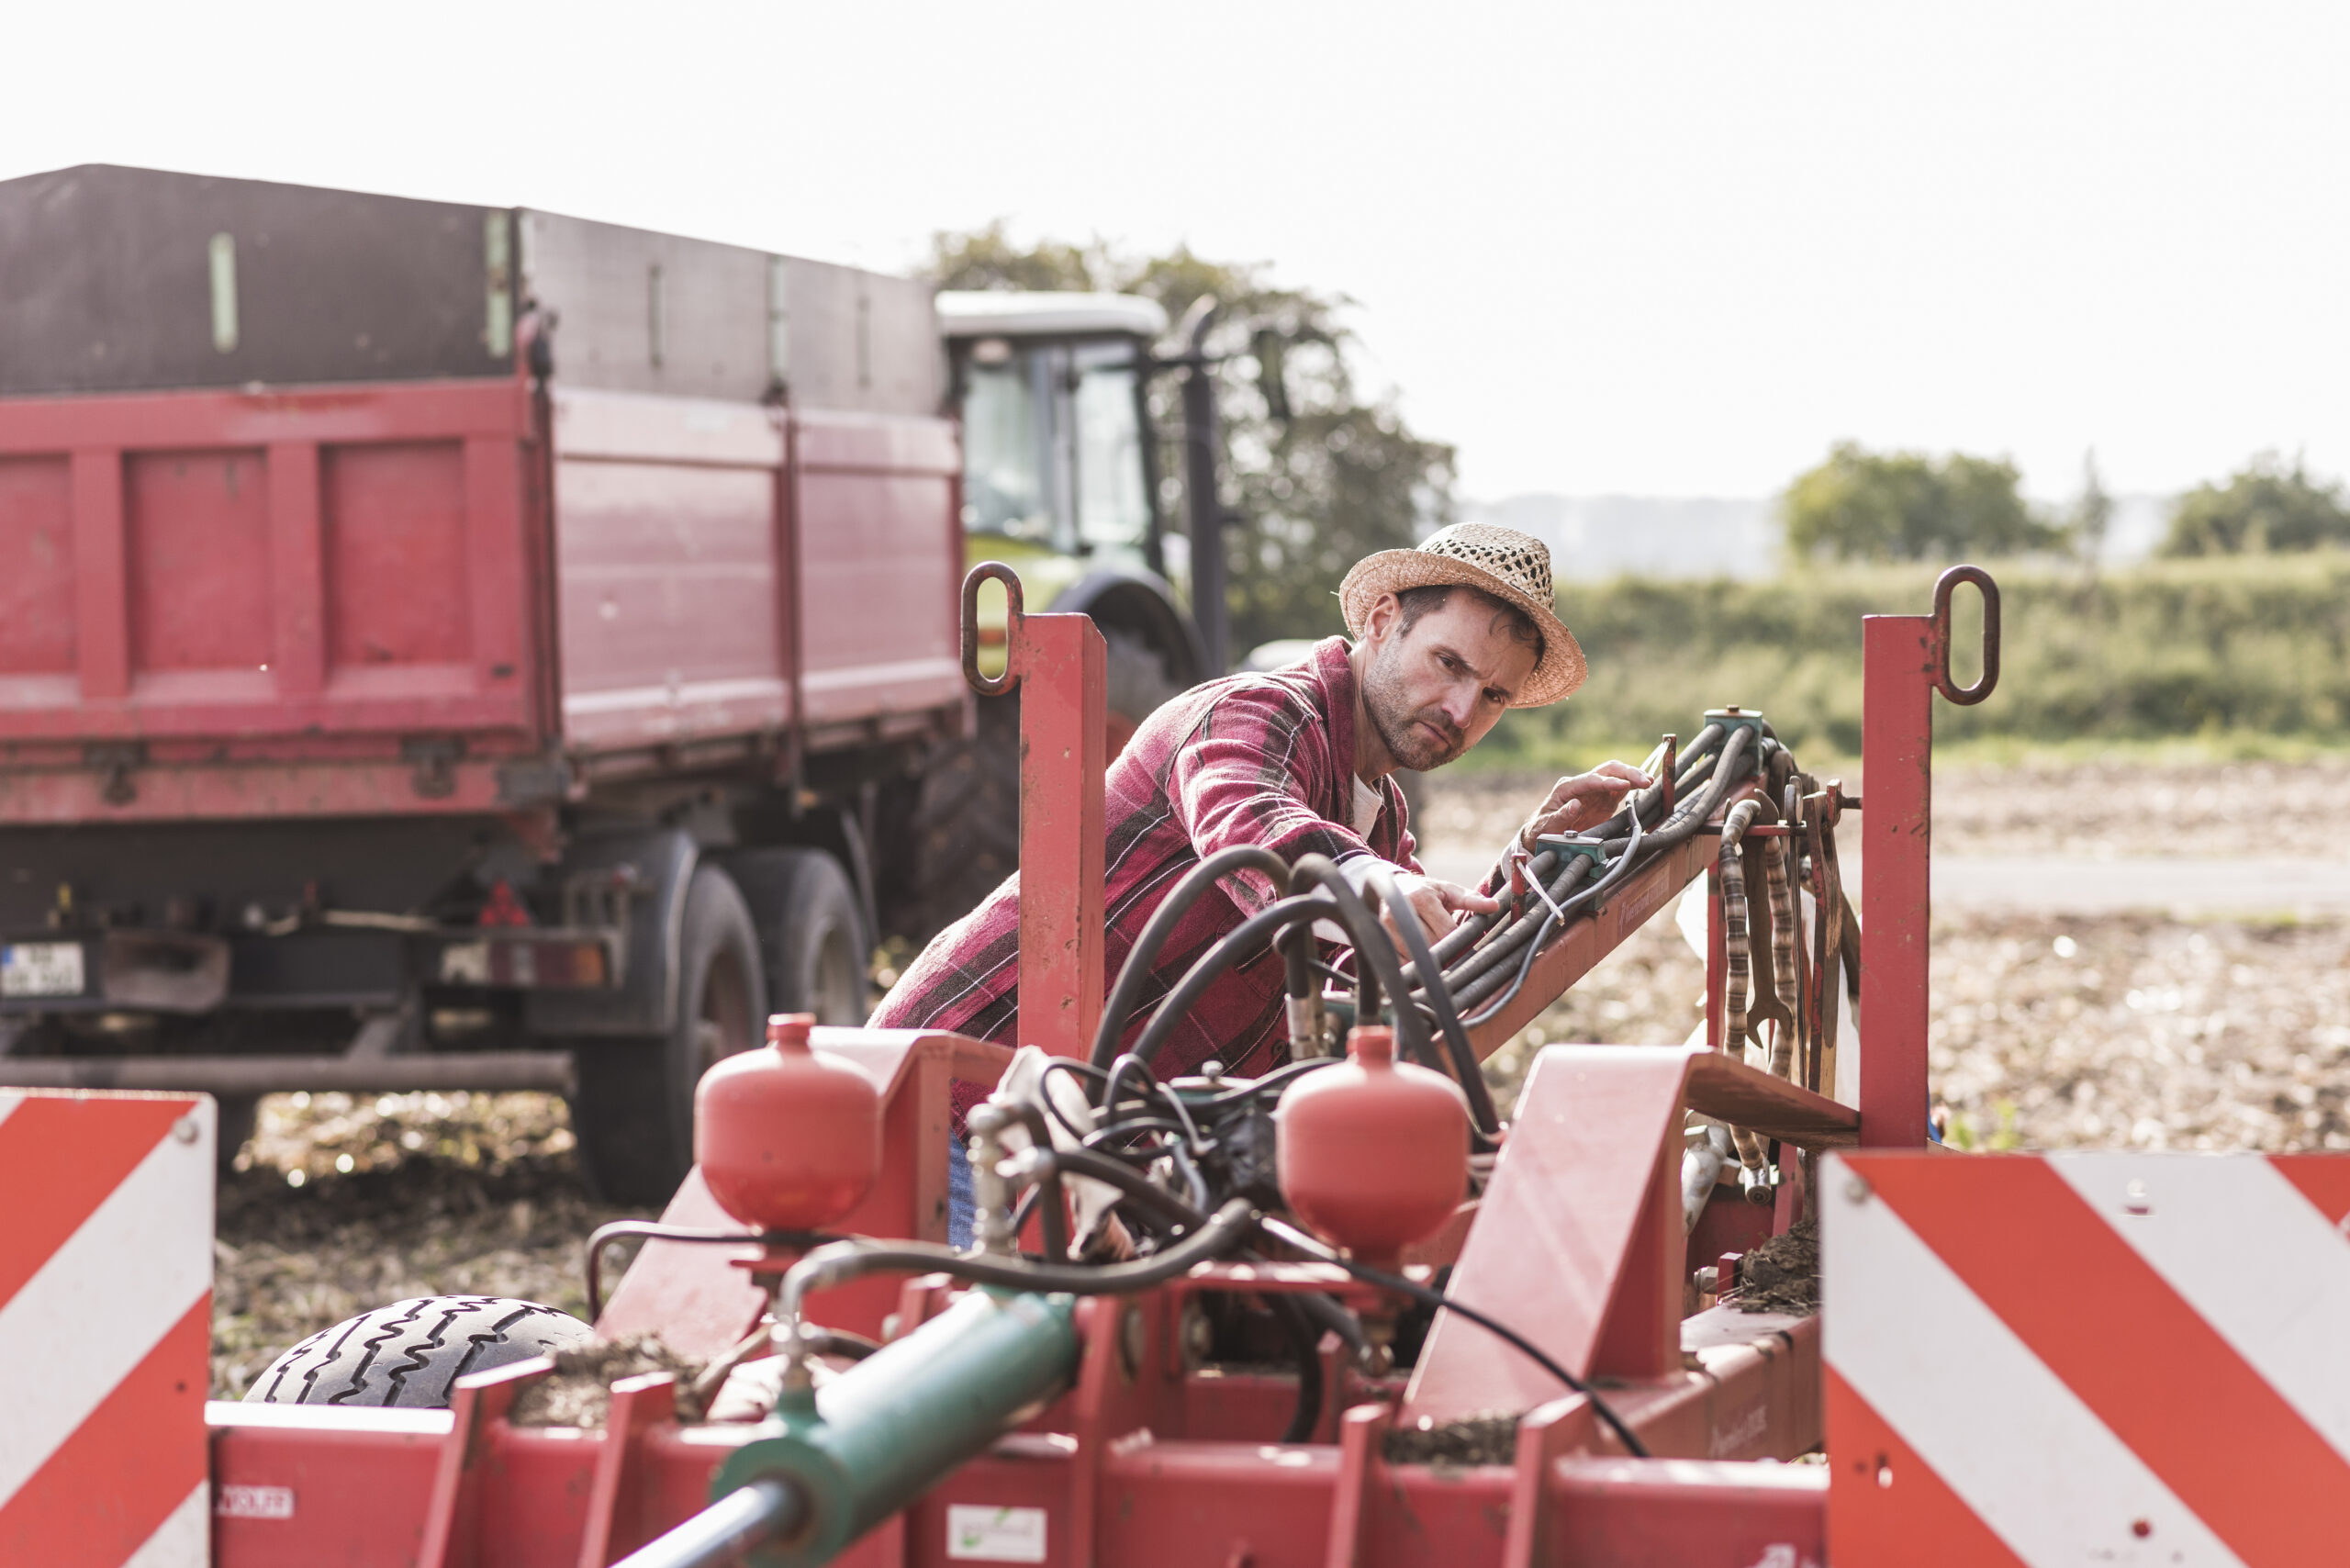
[211,759,2350,1398]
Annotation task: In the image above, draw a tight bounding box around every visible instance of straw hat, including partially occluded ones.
[1338,523,1585,707]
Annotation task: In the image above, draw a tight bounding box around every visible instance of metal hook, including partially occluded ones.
[960,562,1024,698]
[1930,565,2000,706]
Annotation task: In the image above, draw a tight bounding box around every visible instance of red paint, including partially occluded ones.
[0,377,962,821]
[1277,1025,1470,1270]
[1860,612,1935,1148]
[1004,606,1105,1059]
[694,1014,883,1232]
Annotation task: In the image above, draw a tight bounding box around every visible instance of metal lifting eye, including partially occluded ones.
[1930,565,2000,707]
[960,562,1025,699]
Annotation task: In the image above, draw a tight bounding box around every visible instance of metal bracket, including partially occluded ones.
[84,741,145,806]
[1534,834,1609,871]
[402,736,463,800]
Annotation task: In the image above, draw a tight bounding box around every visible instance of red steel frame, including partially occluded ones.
[196,573,1989,1566]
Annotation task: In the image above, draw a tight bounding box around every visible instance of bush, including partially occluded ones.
[1479,554,2350,765]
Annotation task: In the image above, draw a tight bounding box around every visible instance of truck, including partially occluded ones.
[0,163,1003,1202]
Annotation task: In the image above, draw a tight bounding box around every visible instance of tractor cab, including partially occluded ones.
[937,292,1203,698]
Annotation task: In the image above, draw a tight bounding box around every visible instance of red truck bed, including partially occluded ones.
[0,375,961,821]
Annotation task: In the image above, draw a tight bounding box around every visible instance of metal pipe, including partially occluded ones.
[0,1050,575,1095]
[611,1476,803,1568]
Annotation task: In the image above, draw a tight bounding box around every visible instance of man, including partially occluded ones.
[872,521,1652,1086]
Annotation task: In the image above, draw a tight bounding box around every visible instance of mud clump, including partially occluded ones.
[508,1334,703,1428]
[1382,1409,1521,1467]
[1732,1216,1818,1315]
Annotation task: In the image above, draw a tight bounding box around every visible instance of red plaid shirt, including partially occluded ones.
[871,636,1424,1085]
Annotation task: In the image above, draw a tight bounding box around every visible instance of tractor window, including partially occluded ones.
[962,356,1051,542]
[1073,353,1148,554]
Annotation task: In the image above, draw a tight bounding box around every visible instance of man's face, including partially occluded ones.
[1359,589,1539,771]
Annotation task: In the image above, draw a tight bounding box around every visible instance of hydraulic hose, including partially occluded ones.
[780,1198,1261,1322]
[1121,895,1336,1074]
[1286,855,1439,1072]
[1362,866,1500,1137]
[1093,846,1298,1070]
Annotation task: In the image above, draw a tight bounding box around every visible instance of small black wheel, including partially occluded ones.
[569,866,767,1205]
[243,1295,592,1408]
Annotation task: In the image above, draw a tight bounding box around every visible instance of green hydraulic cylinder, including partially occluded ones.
[711,1288,1080,1568]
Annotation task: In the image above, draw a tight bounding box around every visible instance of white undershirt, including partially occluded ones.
[1350,775,1385,838]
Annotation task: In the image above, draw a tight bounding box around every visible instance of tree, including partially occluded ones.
[1781,442,2065,564]
[2158,454,2350,556]
[930,225,1456,652]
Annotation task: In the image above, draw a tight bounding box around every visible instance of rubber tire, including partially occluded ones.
[891,632,1189,944]
[243,1295,592,1408]
[895,693,1020,945]
[760,849,871,1024]
[216,1094,260,1174]
[568,866,767,1205]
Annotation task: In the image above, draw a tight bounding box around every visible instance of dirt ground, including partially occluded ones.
[210,759,2350,1398]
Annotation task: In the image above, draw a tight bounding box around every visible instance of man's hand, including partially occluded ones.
[1516,760,1656,851]
[1376,870,1499,949]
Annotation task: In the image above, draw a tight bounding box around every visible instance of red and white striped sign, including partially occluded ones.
[0,1090,214,1567]
[1825,1150,2350,1566]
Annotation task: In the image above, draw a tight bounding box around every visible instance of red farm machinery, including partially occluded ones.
[17,555,2320,1568]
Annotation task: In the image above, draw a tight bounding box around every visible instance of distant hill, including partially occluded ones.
[1460,493,2168,580]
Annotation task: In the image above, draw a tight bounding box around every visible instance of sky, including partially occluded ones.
[6,1,2344,505]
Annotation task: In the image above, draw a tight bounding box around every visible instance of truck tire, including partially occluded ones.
[1102,628,1185,758]
[760,849,870,1024]
[569,866,767,1205]
[243,1295,592,1407]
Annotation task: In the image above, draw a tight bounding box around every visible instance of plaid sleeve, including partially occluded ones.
[1169,680,1373,913]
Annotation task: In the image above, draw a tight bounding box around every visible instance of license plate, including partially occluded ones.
[1,941,85,998]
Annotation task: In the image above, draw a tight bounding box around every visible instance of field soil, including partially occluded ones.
[212,759,2350,1397]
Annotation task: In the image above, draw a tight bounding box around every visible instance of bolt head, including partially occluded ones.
[1844,1174,1872,1204]
[172,1116,200,1145]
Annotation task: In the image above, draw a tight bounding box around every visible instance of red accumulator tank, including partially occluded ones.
[1274,1025,1470,1270]
[694,1013,882,1231]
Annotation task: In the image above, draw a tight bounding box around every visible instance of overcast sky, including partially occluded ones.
[7,2,2344,505]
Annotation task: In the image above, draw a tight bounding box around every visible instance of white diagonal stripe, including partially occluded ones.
[2050,1152,2350,1465]
[1824,1165,2244,1567]
[0,1098,212,1506]
[124,1480,209,1568]
[0,1092,21,1134]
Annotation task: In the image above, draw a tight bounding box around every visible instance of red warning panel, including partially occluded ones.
[1826,1149,2350,1567]
[0,1090,215,1567]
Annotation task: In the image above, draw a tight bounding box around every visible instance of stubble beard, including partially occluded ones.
[1362,643,1467,772]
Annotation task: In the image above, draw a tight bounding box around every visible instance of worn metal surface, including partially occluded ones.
[0,1052,576,1095]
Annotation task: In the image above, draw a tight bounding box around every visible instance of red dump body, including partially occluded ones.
[0,373,962,821]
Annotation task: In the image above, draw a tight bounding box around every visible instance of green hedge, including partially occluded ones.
[1477,553,2350,764]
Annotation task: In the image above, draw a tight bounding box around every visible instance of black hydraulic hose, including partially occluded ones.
[1460,807,1648,1025]
[1257,1216,1651,1460]
[1094,846,1295,1071]
[780,1199,1260,1320]
[1122,895,1335,1072]
[1265,1289,1326,1445]
[1192,1055,1340,1110]
[585,1221,841,1320]
[1362,866,1499,1137]
[1024,1145,1211,1235]
[1286,855,1439,1071]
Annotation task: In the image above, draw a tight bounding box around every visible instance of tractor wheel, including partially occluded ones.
[889,632,1189,945]
[243,1295,592,1407]
[568,866,767,1205]
[892,694,1020,945]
